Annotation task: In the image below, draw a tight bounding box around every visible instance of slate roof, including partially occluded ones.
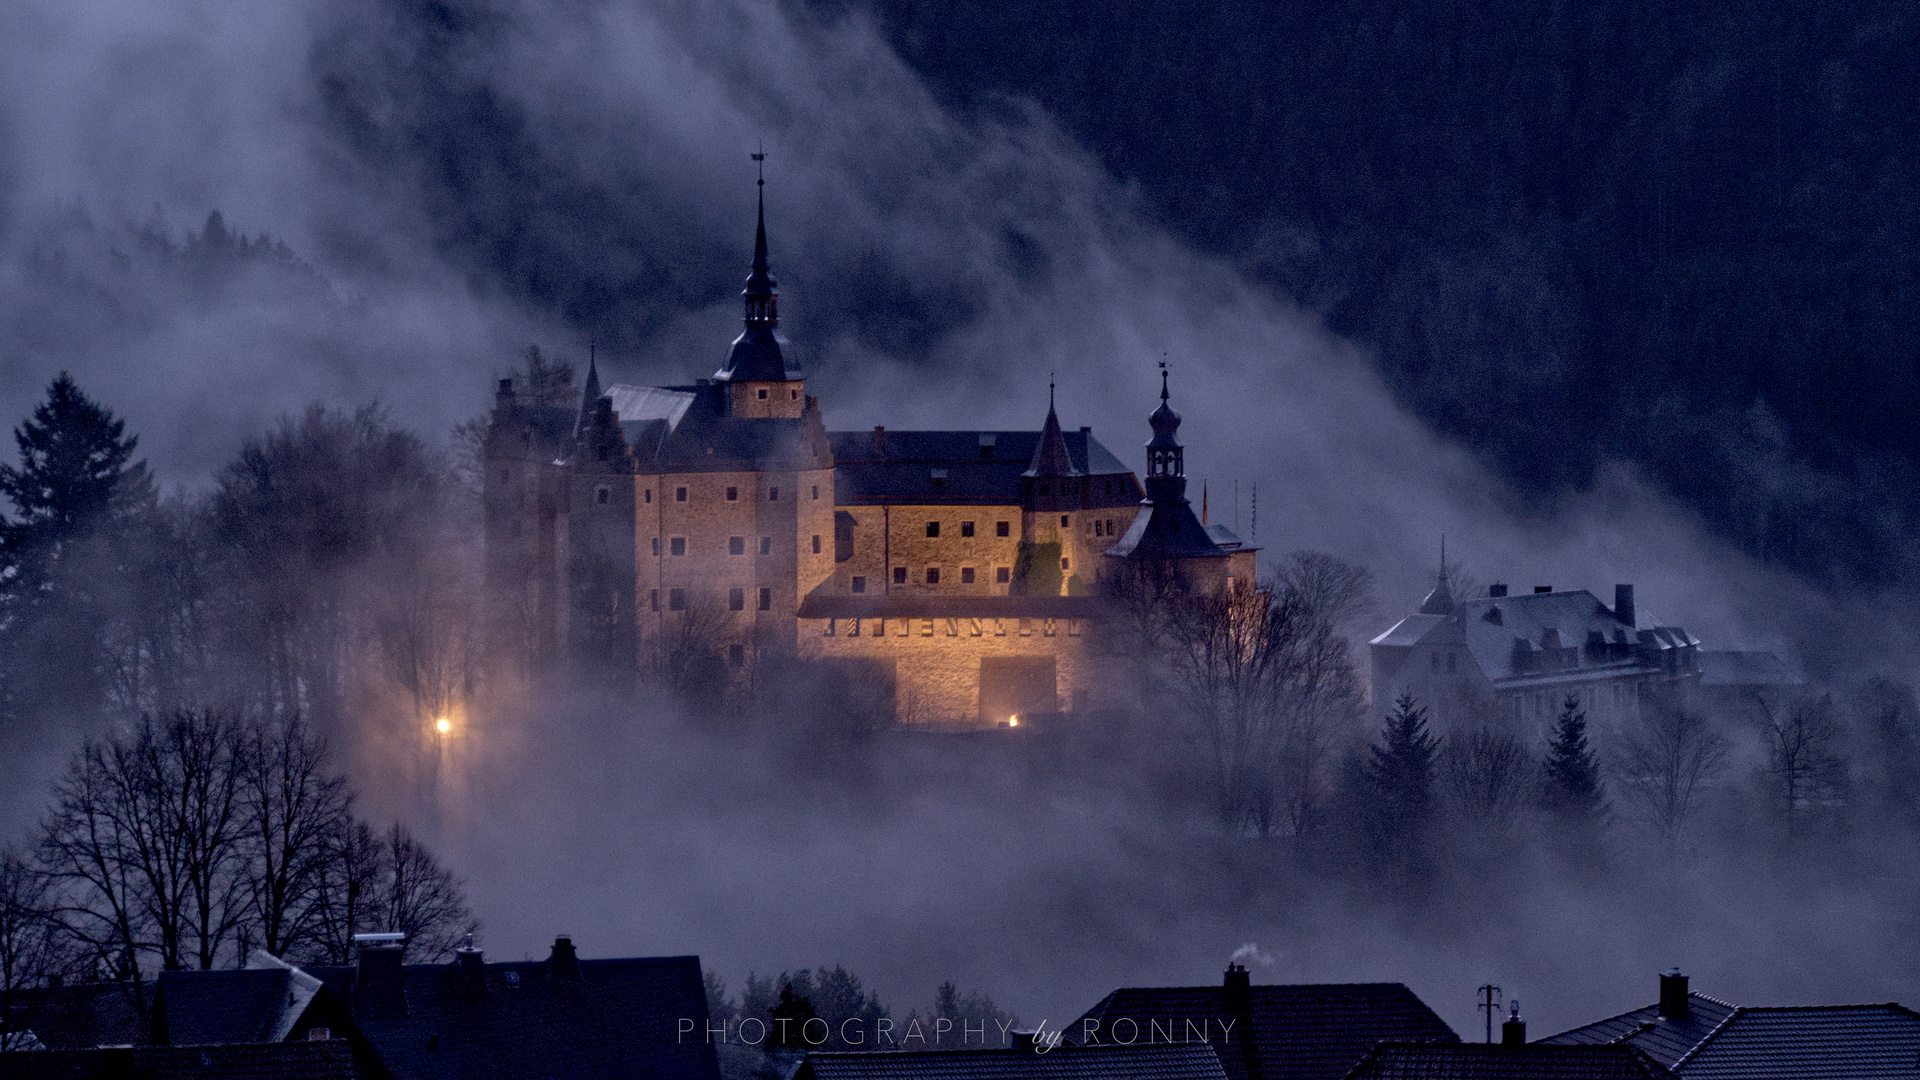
[1069,982,1458,1080]
[152,949,719,1080]
[829,429,1139,507]
[156,956,328,1047]
[1696,650,1803,688]
[0,1040,367,1079]
[1369,591,1700,689]
[1673,1004,1920,1080]
[1537,994,1738,1069]
[796,1043,1229,1080]
[1343,1043,1676,1080]
[611,382,829,475]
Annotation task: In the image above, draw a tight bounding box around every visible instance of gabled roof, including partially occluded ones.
[829,429,1138,507]
[1070,982,1458,1080]
[1343,1042,1676,1080]
[1674,1004,1920,1080]
[797,1044,1229,1080]
[155,953,327,1047]
[1369,591,1700,687]
[614,382,828,474]
[0,1040,368,1079]
[1538,994,1738,1068]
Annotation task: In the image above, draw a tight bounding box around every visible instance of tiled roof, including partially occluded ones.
[1674,1004,1920,1080]
[0,1039,366,1079]
[157,958,325,1047]
[797,1043,1229,1080]
[829,430,1139,507]
[1370,591,1699,688]
[1538,994,1739,1068]
[1343,1043,1675,1080]
[1069,982,1458,1080]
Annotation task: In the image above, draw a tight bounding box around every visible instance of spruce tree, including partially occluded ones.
[1541,693,1606,821]
[1367,691,1439,842]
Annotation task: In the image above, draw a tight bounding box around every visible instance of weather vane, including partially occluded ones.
[752,143,766,186]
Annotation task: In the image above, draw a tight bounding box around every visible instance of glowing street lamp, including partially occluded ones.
[435,717,452,735]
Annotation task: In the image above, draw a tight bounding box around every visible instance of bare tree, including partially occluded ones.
[301,820,384,966]
[236,716,353,960]
[1755,692,1847,835]
[1613,707,1729,843]
[1,848,72,1049]
[375,824,479,963]
[1442,725,1532,832]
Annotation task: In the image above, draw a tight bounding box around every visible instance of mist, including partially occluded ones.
[0,0,1916,1054]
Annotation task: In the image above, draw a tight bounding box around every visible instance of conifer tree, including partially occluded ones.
[1366,691,1439,842]
[1541,693,1606,822]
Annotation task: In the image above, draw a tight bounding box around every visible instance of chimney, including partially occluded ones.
[1534,585,1552,593]
[1658,969,1689,1020]
[352,933,407,1019]
[496,377,514,401]
[1501,1001,1525,1045]
[1488,584,1508,598]
[1614,584,1635,628]
[454,937,486,999]
[873,426,887,456]
[547,935,581,982]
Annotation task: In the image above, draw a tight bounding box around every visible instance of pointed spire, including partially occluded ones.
[575,340,604,438]
[719,150,794,383]
[1419,536,1456,615]
[1104,363,1228,564]
[1024,377,1080,478]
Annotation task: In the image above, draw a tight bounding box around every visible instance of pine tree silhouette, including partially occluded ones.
[1367,691,1439,844]
[1542,693,1606,822]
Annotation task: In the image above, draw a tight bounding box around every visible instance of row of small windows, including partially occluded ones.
[642,484,823,504]
[924,521,1012,538]
[650,587,773,612]
[652,535,824,556]
[1090,518,1119,536]
[849,566,1012,593]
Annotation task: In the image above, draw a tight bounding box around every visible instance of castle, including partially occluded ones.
[482,189,1253,724]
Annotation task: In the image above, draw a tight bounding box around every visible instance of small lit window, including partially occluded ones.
[893,567,907,585]
[676,487,688,502]
[851,576,866,594]
[729,588,745,611]
[670,537,686,556]
[758,588,771,611]
[961,521,974,537]
[996,567,1010,583]
[650,589,660,612]
[926,521,940,538]
[812,535,821,554]
[726,486,738,501]
[759,537,771,555]
[728,643,744,666]
[668,588,686,610]
[927,568,941,585]
[996,521,1010,537]
[961,567,975,584]
[730,537,745,556]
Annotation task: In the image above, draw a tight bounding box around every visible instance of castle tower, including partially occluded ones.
[1016,383,1087,595]
[1103,367,1252,592]
[568,347,637,680]
[716,181,806,419]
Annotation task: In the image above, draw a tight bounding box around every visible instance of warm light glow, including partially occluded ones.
[1007,715,1020,727]
[435,718,452,734]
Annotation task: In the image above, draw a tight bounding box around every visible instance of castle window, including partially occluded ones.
[1060,515,1069,527]
[996,521,1010,537]
[893,567,907,585]
[996,567,1010,583]
[926,521,940,538]
[670,537,686,556]
[757,388,768,399]
[1106,518,1115,534]
[730,536,745,555]
[676,487,687,502]
[961,521,974,537]
[769,487,779,501]
[650,589,659,612]
[596,486,610,505]
[811,485,820,500]
[759,587,771,611]
[851,576,866,594]
[1061,557,1070,570]
[759,537,771,555]
[645,489,652,504]
[812,535,821,554]
[668,589,686,610]
[729,588,745,611]
[726,486,738,501]
[729,644,744,666]
[926,568,941,585]
[652,538,660,557]
[961,567,975,584]
[791,389,798,400]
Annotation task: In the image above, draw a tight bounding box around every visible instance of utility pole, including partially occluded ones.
[1477,984,1502,1044]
